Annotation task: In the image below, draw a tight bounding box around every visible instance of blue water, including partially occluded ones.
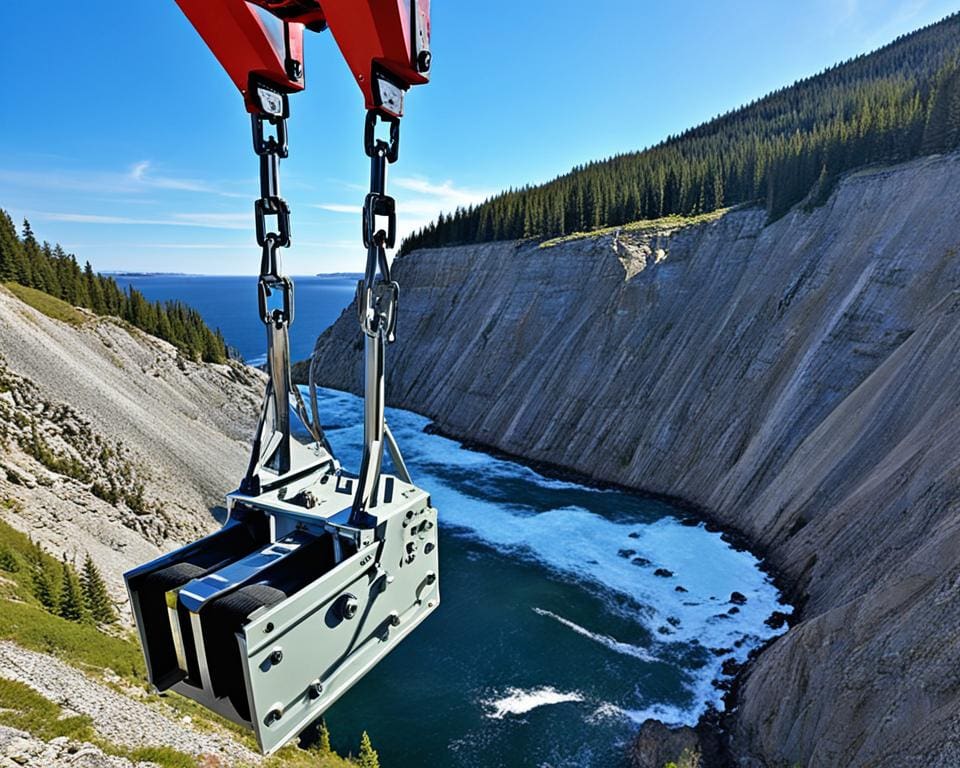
[112,273,359,365]
[118,274,790,766]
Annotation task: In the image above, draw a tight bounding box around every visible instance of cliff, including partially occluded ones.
[311,151,960,767]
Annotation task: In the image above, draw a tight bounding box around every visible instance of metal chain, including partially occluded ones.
[357,110,401,343]
[252,112,294,328]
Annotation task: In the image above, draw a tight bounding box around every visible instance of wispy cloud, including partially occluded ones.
[312,175,493,241]
[128,161,247,198]
[32,211,248,230]
[0,161,247,199]
[314,203,359,214]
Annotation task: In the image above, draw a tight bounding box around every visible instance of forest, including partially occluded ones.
[401,12,960,253]
[0,211,229,364]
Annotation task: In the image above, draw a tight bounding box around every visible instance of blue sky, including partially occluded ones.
[1,0,957,275]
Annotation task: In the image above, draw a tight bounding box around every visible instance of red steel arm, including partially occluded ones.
[175,0,431,116]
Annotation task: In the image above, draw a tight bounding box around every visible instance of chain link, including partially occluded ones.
[252,112,294,328]
[357,111,401,342]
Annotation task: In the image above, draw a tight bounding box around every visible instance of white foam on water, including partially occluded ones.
[483,687,585,720]
[532,608,658,662]
[586,701,691,727]
[311,386,792,725]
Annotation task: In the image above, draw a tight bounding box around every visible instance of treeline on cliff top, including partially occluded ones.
[401,12,960,253]
[0,211,229,364]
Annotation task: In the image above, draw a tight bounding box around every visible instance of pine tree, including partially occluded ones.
[80,554,116,624]
[32,565,56,610]
[357,732,380,768]
[316,720,332,754]
[58,555,89,623]
[29,540,57,611]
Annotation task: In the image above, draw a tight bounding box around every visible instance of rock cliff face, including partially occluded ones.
[311,152,960,767]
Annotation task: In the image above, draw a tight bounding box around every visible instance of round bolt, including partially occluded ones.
[308,679,323,699]
[266,706,283,725]
[340,594,359,620]
[388,611,400,627]
[425,571,437,585]
[264,622,274,634]
[270,648,283,665]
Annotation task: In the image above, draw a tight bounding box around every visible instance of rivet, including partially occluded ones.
[266,706,283,725]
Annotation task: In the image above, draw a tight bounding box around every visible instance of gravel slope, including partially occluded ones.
[0,642,261,766]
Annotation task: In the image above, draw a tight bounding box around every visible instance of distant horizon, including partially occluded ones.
[105,270,364,278]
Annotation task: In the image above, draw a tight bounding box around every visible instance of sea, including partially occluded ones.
[115,273,791,768]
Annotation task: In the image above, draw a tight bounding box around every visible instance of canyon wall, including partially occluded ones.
[312,152,960,766]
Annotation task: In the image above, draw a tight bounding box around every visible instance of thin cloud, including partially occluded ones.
[32,211,248,230]
[313,175,493,243]
[0,161,247,199]
[129,160,247,198]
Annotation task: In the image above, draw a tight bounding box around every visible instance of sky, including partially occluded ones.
[1,0,957,275]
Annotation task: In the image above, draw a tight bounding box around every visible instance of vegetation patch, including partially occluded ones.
[4,281,86,326]
[539,208,731,248]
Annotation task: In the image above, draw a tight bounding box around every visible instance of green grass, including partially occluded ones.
[0,678,195,768]
[4,282,87,326]
[538,207,732,249]
[0,600,145,679]
[0,678,96,741]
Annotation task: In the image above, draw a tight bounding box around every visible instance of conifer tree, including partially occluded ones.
[81,554,116,624]
[58,555,89,623]
[357,732,380,768]
[316,720,332,754]
[29,540,57,611]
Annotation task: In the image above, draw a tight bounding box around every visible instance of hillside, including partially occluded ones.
[0,285,378,766]
[403,12,960,252]
[311,151,960,766]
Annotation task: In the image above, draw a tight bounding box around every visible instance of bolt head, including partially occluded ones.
[270,648,283,665]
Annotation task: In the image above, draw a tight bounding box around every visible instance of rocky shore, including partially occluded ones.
[311,151,960,766]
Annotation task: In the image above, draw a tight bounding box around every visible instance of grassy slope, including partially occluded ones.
[4,282,87,326]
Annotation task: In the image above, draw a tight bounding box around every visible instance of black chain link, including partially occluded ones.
[357,111,401,342]
[252,112,294,328]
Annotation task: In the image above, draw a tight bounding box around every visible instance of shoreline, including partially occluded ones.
[420,421,800,765]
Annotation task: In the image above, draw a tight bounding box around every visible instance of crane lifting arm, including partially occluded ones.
[174,0,430,116]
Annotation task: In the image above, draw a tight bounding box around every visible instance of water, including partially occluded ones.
[116,274,790,766]
[312,387,790,767]
[112,273,359,365]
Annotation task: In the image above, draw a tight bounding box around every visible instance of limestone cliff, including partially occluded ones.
[311,151,960,767]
